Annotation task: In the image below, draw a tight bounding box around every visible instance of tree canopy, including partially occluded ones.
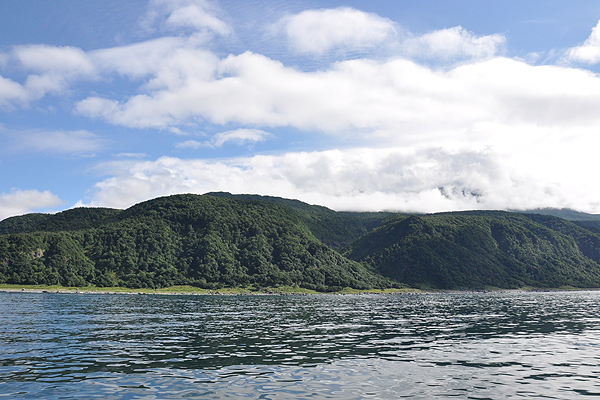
[4,194,600,291]
[0,194,394,291]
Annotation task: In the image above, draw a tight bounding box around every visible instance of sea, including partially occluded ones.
[1,290,600,399]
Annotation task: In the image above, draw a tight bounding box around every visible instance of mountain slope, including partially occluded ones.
[0,194,393,291]
[0,208,121,235]
[5,195,600,291]
[345,211,600,289]
[521,208,600,233]
[0,213,51,235]
[521,208,600,222]
[205,192,393,250]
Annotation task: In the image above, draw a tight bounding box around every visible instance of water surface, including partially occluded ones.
[1,291,600,398]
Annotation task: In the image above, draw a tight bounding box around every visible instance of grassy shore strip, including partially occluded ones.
[2,284,594,296]
[0,284,418,295]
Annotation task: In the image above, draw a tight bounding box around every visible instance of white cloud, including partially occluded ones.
[175,128,272,149]
[75,97,126,123]
[15,45,96,98]
[0,75,28,109]
[22,73,69,100]
[0,45,96,107]
[1,8,595,136]
[8,10,597,143]
[401,26,505,60]
[115,153,149,158]
[174,140,204,149]
[82,139,600,213]
[567,20,600,64]
[5,7,600,216]
[165,4,230,35]
[74,50,600,142]
[144,0,231,36]
[0,189,64,221]
[0,4,223,109]
[13,45,95,76]
[90,37,197,79]
[8,129,105,154]
[212,129,272,147]
[278,7,396,54]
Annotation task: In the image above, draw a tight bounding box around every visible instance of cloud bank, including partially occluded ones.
[3,2,600,217]
[85,141,594,213]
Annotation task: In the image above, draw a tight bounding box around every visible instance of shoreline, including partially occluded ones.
[0,285,418,296]
[1,284,597,296]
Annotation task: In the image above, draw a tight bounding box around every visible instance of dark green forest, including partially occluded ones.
[205,192,394,251]
[3,193,600,291]
[0,194,394,291]
[345,211,600,289]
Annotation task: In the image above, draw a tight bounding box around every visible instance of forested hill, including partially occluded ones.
[520,208,600,233]
[0,194,394,291]
[3,193,600,291]
[205,192,393,251]
[345,211,600,289]
[0,192,394,252]
[0,208,121,235]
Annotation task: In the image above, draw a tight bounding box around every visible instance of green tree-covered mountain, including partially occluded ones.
[520,208,600,233]
[0,208,121,235]
[345,211,600,289]
[205,192,393,251]
[0,195,393,291]
[4,193,600,291]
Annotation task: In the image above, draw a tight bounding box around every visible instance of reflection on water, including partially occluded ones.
[1,291,600,398]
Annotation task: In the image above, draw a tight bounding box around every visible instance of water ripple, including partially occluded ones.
[2,291,600,398]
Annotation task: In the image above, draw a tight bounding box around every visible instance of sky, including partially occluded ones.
[2,0,600,220]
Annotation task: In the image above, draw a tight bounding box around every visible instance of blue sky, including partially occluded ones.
[2,0,600,219]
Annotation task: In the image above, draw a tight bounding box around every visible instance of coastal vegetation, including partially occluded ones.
[2,193,600,291]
